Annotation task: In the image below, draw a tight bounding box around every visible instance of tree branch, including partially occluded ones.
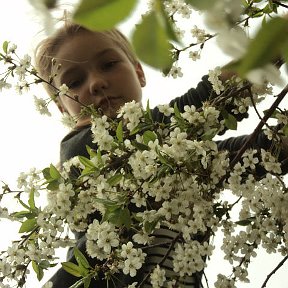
[272,0,288,9]
[261,255,288,287]
[230,84,288,169]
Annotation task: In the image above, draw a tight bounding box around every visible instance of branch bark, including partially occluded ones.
[261,255,288,287]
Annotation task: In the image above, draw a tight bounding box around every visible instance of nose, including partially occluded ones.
[89,72,108,96]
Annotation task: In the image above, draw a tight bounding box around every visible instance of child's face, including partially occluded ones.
[54,30,146,126]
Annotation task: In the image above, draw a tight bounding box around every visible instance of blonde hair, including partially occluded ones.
[34,21,138,98]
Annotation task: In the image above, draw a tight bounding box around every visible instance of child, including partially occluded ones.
[35,21,287,287]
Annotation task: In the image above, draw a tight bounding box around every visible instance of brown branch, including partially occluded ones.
[272,0,288,9]
[230,84,288,169]
[138,232,182,287]
[261,255,288,287]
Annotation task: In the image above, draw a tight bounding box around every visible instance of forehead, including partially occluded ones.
[55,31,124,63]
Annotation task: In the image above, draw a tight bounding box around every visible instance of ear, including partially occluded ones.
[135,62,146,87]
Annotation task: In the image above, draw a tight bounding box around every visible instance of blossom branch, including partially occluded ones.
[272,0,288,9]
[230,84,288,168]
[138,232,182,287]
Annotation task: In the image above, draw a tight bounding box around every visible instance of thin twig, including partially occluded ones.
[261,255,288,287]
[272,0,288,9]
[138,232,182,287]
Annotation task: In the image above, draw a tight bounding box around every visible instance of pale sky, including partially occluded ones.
[0,1,287,287]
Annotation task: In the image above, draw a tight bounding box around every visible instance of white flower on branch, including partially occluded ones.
[34,96,51,116]
[150,265,166,287]
[118,100,143,131]
[260,149,282,174]
[6,243,25,265]
[191,25,207,43]
[14,54,31,80]
[242,149,259,170]
[0,80,12,91]
[121,242,146,277]
[61,112,77,129]
[215,274,236,288]
[189,50,201,61]
[0,257,12,277]
[208,67,225,95]
[86,220,119,256]
[168,65,183,79]
[157,104,174,116]
[58,83,69,97]
[15,80,29,95]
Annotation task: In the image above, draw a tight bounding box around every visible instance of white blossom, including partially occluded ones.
[168,66,183,79]
[208,67,225,95]
[58,83,69,97]
[34,96,51,116]
[61,112,77,129]
[150,265,166,287]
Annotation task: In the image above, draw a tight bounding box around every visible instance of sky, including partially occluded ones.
[0,0,288,287]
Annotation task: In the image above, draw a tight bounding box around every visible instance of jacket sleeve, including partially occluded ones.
[216,131,288,176]
[151,75,248,126]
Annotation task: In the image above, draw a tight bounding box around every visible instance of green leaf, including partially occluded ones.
[143,130,157,145]
[86,145,97,158]
[132,11,173,70]
[116,120,123,143]
[42,167,51,181]
[201,128,219,140]
[38,260,51,269]
[28,188,36,210]
[73,0,137,30]
[50,164,61,179]
[144,219,159,234]
[237,17,288,76]
[173,102,181,119]
[235,217,255,226]
[119,207,131,229]
[32,261,44,281]
[131,140,150,151]
[78,156,95,169]
[95,198,119,208]
[74,248,91,270]
[224,113,237,130]
[107,173,123,186]
[145,100,153,121]
[83,276,92,288]
[221,110,237,130]
[2,41,9,53]
[46,180,60,191]
[11,210,34,219]
[62,262,82,277]
[103,206,131,228]
[19,218,37,233]
[155,1,180,43]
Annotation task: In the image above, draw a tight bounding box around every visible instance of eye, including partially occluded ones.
[102,60,119,71]
[67,79,83,89]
